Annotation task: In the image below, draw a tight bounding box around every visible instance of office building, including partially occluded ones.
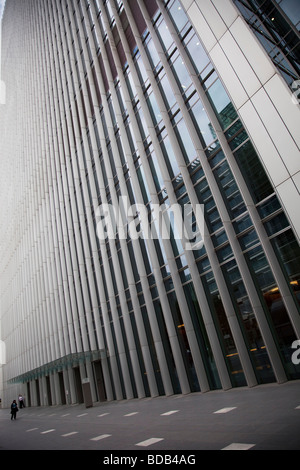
[0,0,299,407]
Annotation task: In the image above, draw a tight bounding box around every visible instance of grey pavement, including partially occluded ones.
[0,380,300,454]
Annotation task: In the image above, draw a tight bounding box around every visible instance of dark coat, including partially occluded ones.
[11,402,18,414]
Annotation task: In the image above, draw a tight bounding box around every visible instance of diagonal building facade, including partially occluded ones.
[0,0,300,407]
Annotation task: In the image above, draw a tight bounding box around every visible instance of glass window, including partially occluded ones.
[135,53,150,87]
[201,271,247,387]
[238,227,259,251]
[183,31,210,75]
[183,281,222,389]
[124,68,138,101]
[194,179,223,233]
[125,121,138,155]
[216,242,233,263]
[155,17,175,53]
[189,157,205,183]
[168,212,185,257]
[233,0,300,87]
[264,212,289,236]
[159,133,180,178]
[233,213,253,234]
[206,79,238,130]
[136,165,151,204]
[173,118,197,163]
[222,259,276,384]
[213,160,246,218]
[147,149,165,192]
[271,229,300,306]
[188,97,217,148]
[167,0,189,33]
[157,72,177,110]
[257,195,282,219]
[153,299,181,394]
[146,90,163,125]
[209,150,225,169]
[144,36,160,69]
[245,244,300,379]
[275,0,300,28]
[225,120,249,150]
[135,104,149,141]
[167,290,200,392]
[212,229,228,248]
[115,81,127,115]
[171,52,193,93]
[233,140,274,204]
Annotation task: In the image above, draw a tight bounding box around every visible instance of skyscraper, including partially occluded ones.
[0,0,299,407]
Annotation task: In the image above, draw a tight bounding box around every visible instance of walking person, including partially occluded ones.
[10,400,18,420]
[18,394,24,409]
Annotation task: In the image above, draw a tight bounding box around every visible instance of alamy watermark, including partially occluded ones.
[95,196,205,251]
[291,340,300,365]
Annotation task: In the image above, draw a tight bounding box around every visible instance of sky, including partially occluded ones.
[0,0,5,63]
[0,0,5,20]
[0,0,5,94]
[0,0,6,104]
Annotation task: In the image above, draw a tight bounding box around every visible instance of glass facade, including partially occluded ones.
[233,0,300,88]
[1,0,300,406]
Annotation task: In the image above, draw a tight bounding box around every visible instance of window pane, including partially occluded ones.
[233,140,273,203]
[206,79,238,129]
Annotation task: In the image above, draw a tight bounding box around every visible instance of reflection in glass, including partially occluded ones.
[171,52,193,93]
[213,160,246,219]
[206,79,238,130]
[167,0,189,34]
[183,32,210,75]
[233,140,273,203]
[157,73,177,110]
[201,271,247,387]
[233,0,300,87]
[146,90,163,125]
[246,244,300,379]
[155,17,174,53]
[159,133,180,178]
[167,290,200,392]
[173,118,197,163]
[188,97,217,148]
[222,259,275,384]
[271,230,300,308]
[275,0,300,28]
[144,36,160,69]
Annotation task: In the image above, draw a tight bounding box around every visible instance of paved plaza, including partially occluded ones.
[0,380,300,454]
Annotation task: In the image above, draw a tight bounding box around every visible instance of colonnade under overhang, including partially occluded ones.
[8,350,109,407]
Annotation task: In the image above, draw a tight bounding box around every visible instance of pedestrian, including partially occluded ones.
[18,394,24,408]
[10,400,18,420]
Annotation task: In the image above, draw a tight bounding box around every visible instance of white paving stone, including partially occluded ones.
[90,434,112,441]
[222,443,255,450]
[214,407,237,414]
[136,437,164,447]
[161,410,180,416]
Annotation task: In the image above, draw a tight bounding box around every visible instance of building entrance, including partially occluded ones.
[93,360,107,402]
[73,367,84,404]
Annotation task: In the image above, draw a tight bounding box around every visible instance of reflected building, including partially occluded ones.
[0,0,299,407]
